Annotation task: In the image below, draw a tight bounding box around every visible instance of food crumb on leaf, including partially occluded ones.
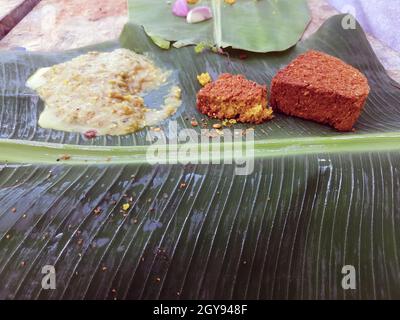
[197,72,212,86]
[58,154,71,161]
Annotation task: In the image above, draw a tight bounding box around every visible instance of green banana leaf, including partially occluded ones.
[128,0,311,52]
[0,15,400,299]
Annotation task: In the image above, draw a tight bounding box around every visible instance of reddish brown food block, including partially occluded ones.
[197,73,273,124]
[270,50,370,131]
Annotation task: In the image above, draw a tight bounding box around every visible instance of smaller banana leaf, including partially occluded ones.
[128,0,311,52]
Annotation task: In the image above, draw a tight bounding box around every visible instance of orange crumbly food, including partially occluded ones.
[270,50,370,131]
[196,73,273,124]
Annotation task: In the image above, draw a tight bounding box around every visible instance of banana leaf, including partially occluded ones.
[0,15,400,299]
[128,0,311,52]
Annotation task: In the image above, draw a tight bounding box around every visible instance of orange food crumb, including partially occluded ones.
[58,154,71,161]
[197,73,212,86]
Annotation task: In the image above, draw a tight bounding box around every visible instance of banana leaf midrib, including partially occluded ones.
[2,132,400,164]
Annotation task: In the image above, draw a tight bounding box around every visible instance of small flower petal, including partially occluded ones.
[186,6,213,24]
[172,0,190,17]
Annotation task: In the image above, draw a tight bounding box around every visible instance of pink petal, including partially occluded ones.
[186,6,213,24]
[172,0,190,17]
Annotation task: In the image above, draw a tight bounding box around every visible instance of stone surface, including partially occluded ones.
[0,0,398,82]
[0,0,127,51]
[0,0,23,20]
[0,0,40,38]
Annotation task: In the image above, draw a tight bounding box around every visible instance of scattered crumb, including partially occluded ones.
[84,130,97,139]
[58,154,71,161]
[222,119,237,127]
[197,72,212,86]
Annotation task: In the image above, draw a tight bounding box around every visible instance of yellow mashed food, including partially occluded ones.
[27,48,181,136]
